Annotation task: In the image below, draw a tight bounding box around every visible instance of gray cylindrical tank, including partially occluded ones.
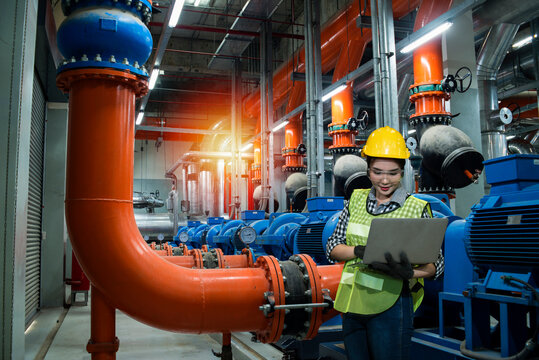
[135,213,175,237]
[253,185,279,212]
[198,162,217,216]
[420,125,484,188]
[186,163,200,215]
[333,155,370,197]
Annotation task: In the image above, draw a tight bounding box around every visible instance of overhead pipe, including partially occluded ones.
[243,0,421,121]
[477,23,519,160]
[55,2,341,358]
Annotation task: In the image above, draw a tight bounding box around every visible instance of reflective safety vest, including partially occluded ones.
[334,189,430,315]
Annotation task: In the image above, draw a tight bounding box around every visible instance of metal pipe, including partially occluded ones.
[370,0,383,128]
[477,23,519,160]
[148,22,304,40]
[377,0,399,129]
[313,0,325,196]
[304,0,317,197]
[259,23,269,212]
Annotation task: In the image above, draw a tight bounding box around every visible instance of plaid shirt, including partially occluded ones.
[326,187,445,280]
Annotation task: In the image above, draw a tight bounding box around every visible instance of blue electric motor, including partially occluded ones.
[293,197,344,265]
[464,154,539,273]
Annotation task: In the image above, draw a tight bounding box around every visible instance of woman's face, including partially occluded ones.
[368,158,403,201]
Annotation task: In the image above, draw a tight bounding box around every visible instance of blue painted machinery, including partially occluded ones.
[416,155,539,359]
[255,212,307,260]
[213,211,269,256]
[293,197,344,265]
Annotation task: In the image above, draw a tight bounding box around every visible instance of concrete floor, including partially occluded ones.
[25,291,283,360]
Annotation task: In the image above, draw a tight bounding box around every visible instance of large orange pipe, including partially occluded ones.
[162,254,251,268]
[59,69,272,333]
[245,0,420,119]
[410,0,453,119]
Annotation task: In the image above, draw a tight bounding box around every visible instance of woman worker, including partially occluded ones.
[326,126,444,360]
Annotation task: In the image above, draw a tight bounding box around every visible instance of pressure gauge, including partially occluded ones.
[143,235,150,241]
[239,226,257,245]
[179,232,189,243]
[157,233,165,241]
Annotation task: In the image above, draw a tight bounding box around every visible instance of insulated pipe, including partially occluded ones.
[477,23,519,160]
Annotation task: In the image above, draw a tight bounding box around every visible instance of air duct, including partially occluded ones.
[477,23,519,160]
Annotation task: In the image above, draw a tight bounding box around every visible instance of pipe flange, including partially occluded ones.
[417,186,455,193]
[189,249,204,269]
[328,146,360,155]
[57,68,148,97]
[282,166,307,173]
[408,115,452,127]
[255,256,286,343]
[241,248,255,268]
[212,248,226,268]
[291,255,324,340]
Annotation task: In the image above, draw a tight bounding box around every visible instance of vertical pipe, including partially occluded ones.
[370,0,383,129]
[313,0,325,196]
[377,0,399,129]
[260,25,269,211]
[231,61,238,217]
[265,20,275,214]
[531,19,539,130]
[304,0,318,197]
[477,23,519,160]
[88,286,117,360]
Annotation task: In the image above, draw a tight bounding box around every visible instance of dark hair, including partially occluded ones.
[366,156,406,170]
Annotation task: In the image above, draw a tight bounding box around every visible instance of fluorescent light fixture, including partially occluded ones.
[400,21,453,54]
[272,120,289,132]
[240,143,253,152]
[194,0,202,5]
[512,35,533,49]
[168,0,186,28]
[322,84,348,102]
[408,129,416,134]
[136,112,144,125]
[506,135,515,140]
[148,69,159,90]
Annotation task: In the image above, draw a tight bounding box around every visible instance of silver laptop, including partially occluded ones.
[361,218,448,265]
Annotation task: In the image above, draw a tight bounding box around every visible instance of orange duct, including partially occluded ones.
[244,0,420,120]
[409,0,453,126]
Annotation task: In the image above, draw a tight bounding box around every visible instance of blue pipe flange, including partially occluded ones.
[57,6,152,77]
[62,0,153,24]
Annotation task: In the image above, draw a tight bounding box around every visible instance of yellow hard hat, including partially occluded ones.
[361,126,410,159]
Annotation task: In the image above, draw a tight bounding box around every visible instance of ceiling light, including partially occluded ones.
[272,120,289,132]
[506,135,515,140]
[322,84,348,102]
[408,129,416,134]
[148,69,159,90]
[240,143,253,152]
[400,21,453,54]
[512,35,533,49]
[193,0,202,6]
[136,112,144,125]
[168,0,186,28]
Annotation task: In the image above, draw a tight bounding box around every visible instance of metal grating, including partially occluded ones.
[296,223,325,256]
[25,74,46,324]
[465,204,539,268]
